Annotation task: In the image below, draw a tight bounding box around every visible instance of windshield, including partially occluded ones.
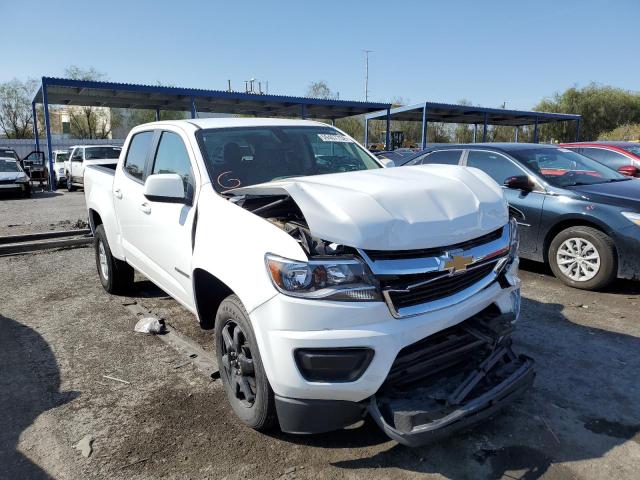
[0,149,19,161]
[85,147,121,160]
[197,126,381,192]
[0,159,21,173]
[55,152,69,162]
[621,144,640,156]
[510,147,627,187]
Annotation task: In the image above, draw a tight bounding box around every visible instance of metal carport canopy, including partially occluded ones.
[363,101,582,148]
[32,76,391,191]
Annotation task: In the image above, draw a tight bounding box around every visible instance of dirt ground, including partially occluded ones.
[1,192,639,479]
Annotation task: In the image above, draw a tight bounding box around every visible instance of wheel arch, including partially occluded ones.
[88,208,103,233]
[542,216,615,263]
[192,268,235,330]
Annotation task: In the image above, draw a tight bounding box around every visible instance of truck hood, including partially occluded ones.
[231,165,508,250]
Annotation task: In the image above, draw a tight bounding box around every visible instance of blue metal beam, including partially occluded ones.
[300,104,306,119]
[575,119,581,141]
[190,98,197,119]
[473,124,477,143]
[31,101,40,153]
[533,116,539,143]
[421,103,428,149]
[155,108,161,121]
[515,126,519,143]
[385,108,391,150]
[364,117,369,147]
[482,112,488,142]
[41,79,55,191]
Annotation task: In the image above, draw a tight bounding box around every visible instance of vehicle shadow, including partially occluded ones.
[0,315,79,479]
[327,296,640,479]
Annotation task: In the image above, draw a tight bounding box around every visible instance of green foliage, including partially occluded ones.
[0,78,37,138]
[535,83,640,142]
[306,81,337,100]
[598,123,640,141]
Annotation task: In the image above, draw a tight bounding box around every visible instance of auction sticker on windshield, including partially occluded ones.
[317,134,352,143]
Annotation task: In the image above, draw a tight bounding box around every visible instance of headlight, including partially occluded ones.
[16,174,29,183]
[265,254,381,301]
[58,168,65,175]
[621,212,640,226]
[508,216,519,259]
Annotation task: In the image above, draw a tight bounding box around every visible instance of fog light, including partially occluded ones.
[294,348,374,382]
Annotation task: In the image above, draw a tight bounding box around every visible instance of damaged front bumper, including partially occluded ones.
[369,309,534,447]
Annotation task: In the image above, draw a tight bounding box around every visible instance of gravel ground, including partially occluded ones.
[1,245,639,480]
[0,189,89,236]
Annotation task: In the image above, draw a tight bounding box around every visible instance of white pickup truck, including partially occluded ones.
[65,144,121,191]
[84,118,533,446]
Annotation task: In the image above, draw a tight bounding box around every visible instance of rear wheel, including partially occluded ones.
[66,174,75,192]
[548,226,616,290]
[215,295,277,431]
[94,225,134,294]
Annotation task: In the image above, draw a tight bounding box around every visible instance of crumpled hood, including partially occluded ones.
[234,165,508,250]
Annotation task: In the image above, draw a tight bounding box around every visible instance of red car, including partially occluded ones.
[560,141,640,178]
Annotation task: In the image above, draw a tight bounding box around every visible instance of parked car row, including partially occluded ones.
[0,156,31,197]
[560,141,640,177]
[396,143,640,290]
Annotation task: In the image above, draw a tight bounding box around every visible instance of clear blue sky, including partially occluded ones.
[1,0,638,110]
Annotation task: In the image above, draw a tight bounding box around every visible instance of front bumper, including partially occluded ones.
[0,183,29,193]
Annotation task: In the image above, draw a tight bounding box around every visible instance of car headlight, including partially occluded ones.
[621,212,640,226]
[58,168,65,175]
[16,174,29,183]
[265,254,381,301]
[508,216,519,260]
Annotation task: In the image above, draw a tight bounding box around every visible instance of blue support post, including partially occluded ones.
[473,124,477,143]
[482,113,488,142]
[155,108,161,121]
[575,119,581,141]
[421,103,428,149]
[190,97,197,119]
[533,116,539,143]
[300,104,306,119]
[331,118,335,126]
[364,117,369,148]
[41,79,55,191]
[385,108,391,150]
[31,101,40,152]
[515,126,519,143]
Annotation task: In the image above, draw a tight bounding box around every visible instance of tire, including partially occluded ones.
[23,185,31,198]
[66,174,75,192]
[548,226,617,291]
[94,225,134,294]
[215,295,277,431]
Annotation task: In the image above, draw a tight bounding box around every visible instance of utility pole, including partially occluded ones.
[363,49,373,101]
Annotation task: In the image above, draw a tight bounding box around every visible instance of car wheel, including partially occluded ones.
[215,294,277,431]
[94,225,134,294]
[548,226,617,291]
[66,174,75,192]
[23,185,31,198]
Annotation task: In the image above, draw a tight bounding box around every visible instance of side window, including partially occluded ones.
[466,150,523,185]
[421,150,463,165]
[580,148,630,170]
[152,131,194,192]
[124,131,154,181]
[71,148,83,161]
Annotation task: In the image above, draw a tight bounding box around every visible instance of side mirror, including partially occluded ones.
[618,165,640,178]
[504,175,535,191]
[144,173,186,203]
[380,158,395,168]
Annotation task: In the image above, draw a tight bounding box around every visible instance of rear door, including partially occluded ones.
[411,149,464,166]
[464,149,545,254]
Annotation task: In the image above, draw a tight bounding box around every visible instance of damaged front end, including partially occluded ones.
[369,306,535,447]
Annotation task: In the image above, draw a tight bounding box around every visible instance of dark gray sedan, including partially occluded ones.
[401,143,640,290]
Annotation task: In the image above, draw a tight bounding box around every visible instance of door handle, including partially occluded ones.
[139,202,151,214]
[114,188,123,199]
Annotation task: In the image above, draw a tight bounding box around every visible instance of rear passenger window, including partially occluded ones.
[466,150,523,185]
[580,147,631,170]
[124,131,154,181]
[420,150,463,165]
[152,131,193,187]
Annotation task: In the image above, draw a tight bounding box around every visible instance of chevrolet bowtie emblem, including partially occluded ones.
[444,254,474,273]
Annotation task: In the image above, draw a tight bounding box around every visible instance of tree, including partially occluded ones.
[0,78,37,138]
[598,124,640,141]
[306,81,337,100]
[64,66,117,139]
[535,83,640,142]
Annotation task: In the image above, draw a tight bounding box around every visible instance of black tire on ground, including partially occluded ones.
[548,225,617,291]
[23,186,31,198]
[94,224,134,294]
[66,174,75,192]
[215,294,277,431]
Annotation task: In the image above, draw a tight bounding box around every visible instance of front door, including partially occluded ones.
[69,147,84,184]
[464,150,545,254]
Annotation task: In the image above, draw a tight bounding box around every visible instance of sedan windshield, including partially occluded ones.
[510,147,627,187]
[197,126,381,192]
[0,159,21,172]
[85,147,121,160]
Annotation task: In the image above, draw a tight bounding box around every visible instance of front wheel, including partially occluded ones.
[215,295,277,431]
[94,225,134,294]
[548,226,617,291]
[66,174,75,192]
